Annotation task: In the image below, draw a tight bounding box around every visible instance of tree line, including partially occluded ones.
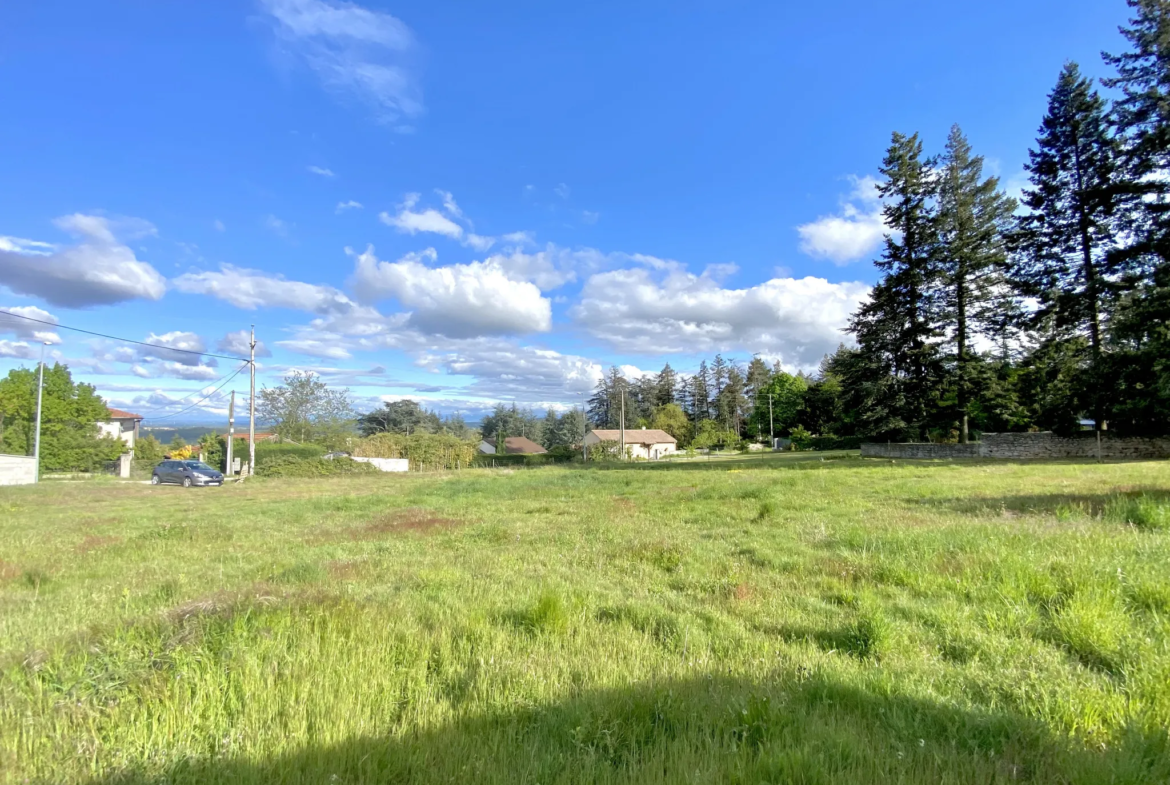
[840,1,1170,442]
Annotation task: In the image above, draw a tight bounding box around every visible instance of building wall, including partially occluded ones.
[96,419,137,450]
[584,433,676,460]
[351,457,409,472]
[862,432,1170,461]
[0,454,37,486]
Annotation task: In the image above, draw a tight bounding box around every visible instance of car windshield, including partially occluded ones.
[184,461,214,471]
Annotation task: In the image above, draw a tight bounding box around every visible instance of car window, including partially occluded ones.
[160,461,173,469]
[184,461,214,471]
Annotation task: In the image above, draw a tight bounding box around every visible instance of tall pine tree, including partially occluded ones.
[1013,62,1119,355]
[936,125,1017,442]
[847,132,943,441]
[1101,0,1170,433]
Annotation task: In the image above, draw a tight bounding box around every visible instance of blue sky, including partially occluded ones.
[0,0,1130,423]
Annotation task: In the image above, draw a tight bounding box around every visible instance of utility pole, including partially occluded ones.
[769,393,774,450]
[33,342,48,483]
[248,326,256,478]
[581,406,587,462]
[620,387,626,460]
[225,390,235,477]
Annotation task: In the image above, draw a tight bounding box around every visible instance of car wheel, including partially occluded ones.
[182,477,192,488]
[151,474,160,485]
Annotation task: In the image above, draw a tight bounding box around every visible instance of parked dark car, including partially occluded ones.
[151,459,224,487]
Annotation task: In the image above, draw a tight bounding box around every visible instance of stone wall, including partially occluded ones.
[860,442,981,459]
[862,432,1170,461]
[0,454,37,486]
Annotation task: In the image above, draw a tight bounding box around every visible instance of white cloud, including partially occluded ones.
[217,329,272,358]
[465,233,495,252]
[0,305,61,344]
[435,189,463,219]
[0,340,35,359]
[572,266,869,368]
[264,214,292,237]
[349,245,552,337]
[0,214,166,307]
[554,183,570,200]
[380,193,463,239]
[482,245,581,291]
[174,264,360,314]
[213,219,226,232]
[272,338,353,359]
[796,175,887,265]
[501,230,535,245]
[307,165,336,177]
[0,236,55,255]
[259,0,422,126]
[335,200,363,213]
[582,210,599,225]
[142,331,213,367]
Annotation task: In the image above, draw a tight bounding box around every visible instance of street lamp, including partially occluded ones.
[33,341,50,483]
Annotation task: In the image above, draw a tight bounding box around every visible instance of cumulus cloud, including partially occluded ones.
[272,338,353,359]
[335,200,363,213]
[307,165,335,177]
[174,264,361,314]
[572,266,869,367]
[0,305,61,344]
[796,175,887,265]
[0,340,36,359]
[217,329,272,358]
[258,0,422,126]
[380,193,463,239]
[349,245,552,337]
[0,214,166,307]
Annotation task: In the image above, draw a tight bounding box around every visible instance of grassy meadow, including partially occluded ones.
[1,453,1169,783]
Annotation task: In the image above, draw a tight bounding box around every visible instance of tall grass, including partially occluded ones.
[1,454,1168,783]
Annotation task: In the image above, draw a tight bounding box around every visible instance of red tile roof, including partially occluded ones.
[106,407,144,420]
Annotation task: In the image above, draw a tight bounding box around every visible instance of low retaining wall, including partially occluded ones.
[862,432,1170,461]
[352,457,410,472]
[0,454,37,486]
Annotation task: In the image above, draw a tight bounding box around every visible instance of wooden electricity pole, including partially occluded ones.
[248,325,256,478]
[225,390,235,476]
[620,388,626,460]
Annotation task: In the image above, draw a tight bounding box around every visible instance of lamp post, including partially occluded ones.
[33,342,50,482]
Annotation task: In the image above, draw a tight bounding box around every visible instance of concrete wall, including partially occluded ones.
[0,454,37,486]
[352,457,410,472]
[862,432,1170,460]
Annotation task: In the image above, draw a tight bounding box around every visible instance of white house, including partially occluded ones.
[585,429,677,460]
[97,407,143,451]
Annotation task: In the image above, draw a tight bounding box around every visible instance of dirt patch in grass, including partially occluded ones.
[327,559,372,580]
[733,582,755,601]
[76,535,121,554]
[0,560,21,581]
[312,508,464,542]
[612,497,637,512]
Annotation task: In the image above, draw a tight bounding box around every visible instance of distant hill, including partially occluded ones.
[142,425,228,443]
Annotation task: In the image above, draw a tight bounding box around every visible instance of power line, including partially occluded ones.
[0,309,249,362]
[140,362,250,422]
[129,362,253,419]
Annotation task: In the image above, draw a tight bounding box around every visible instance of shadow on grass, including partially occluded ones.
[914,487,1170,520]
[89,672,1168,785]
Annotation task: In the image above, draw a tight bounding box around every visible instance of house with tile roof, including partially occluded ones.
[97,407,143,451]
[478,436,548,455]
[585,429,677,460]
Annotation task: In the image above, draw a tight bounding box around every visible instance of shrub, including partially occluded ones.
[807,435,863,451]
[355,433,478,470]
[260,455,378,478]
[789,425,813,451]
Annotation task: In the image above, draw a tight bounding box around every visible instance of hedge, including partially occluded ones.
[260,455,378,478]
[354,433,478,470]
[471,446,579,467]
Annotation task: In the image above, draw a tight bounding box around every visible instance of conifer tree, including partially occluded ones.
[847,131,944,441]
[936,125,1017,442]
[654,363,678,407]
[1013,63,1119,354]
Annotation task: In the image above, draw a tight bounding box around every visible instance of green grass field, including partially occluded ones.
[2,453,1169,784]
